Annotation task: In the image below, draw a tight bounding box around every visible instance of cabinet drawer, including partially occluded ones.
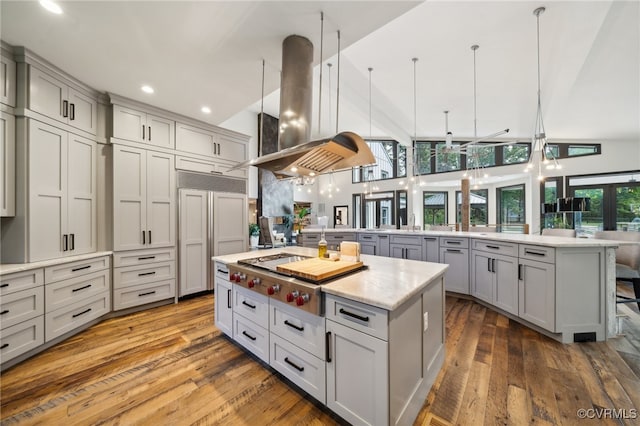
[358,233,378,243]
[0,269,44,296]
[113,248,176,267]
[472,239,518,257]
[214,262,230,282]
[45,291,110,341]
[325,294,388,340]
[440,237,469,249]
[0,316,44,363]
[113,279,175,310]
[234,285,269,328]
[45,269,110,313]
[113,261,175,289]
[233,314,269,364]
[0,287,44,329]
[327,233,356,243]
[389,234,422,246]
[519,244,555,264]
[302,233,320,242]
[214,158,247,179]
[270,299,326,359]
[44,256,110,283]
[270,333,326,404]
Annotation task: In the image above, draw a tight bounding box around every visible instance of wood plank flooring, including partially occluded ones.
[1,289,639,425]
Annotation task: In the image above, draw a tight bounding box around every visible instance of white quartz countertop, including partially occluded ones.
[0,251,113,276]
[300,228,629,248]
[214,246,448,311]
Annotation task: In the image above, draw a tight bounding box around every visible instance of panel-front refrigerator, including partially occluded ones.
[177,174,247,297]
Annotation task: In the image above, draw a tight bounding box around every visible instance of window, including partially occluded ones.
[466,145,495,168]
[497,184,526,232]
[352,140,406,183]
[503,144,530,164]
[540,177,562,229]
[568,145,600,157]
[353,190,407,229]
[414,142,432,174]
[456,189,488,225]
[436,142,461,172]
[423,192,448,227]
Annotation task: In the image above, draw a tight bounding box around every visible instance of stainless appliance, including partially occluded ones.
[228,253,326,315]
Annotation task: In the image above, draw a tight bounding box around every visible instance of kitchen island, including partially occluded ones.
[213,247,448,426]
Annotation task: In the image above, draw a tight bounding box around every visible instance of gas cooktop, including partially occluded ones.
[237,253,312,274]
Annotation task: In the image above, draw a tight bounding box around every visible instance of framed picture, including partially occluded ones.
[334,205,349,227]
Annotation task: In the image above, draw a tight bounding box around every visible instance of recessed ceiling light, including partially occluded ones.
[201,106,211,114]
[40,0,63,14]
[141,85,154,94]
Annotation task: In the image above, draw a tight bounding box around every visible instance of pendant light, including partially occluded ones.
[525,6,561,181]
[363,66,377,196]
[411,57,423,192]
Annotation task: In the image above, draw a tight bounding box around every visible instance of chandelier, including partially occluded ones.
[525,6,561,180]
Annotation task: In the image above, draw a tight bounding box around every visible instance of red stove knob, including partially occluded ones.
[286,290,299,303]
[248,280,255,288]
[230,273,237,281]
[235,273,245,283]
[267,284,280,295]
[296,293,310,306]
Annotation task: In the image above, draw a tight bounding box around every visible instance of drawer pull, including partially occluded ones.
[242,300,256,310]
[217,268,228,274]
[486,245,500,250]
[487,258,491,272]
[72,308,92,318]
[326,331,332,362]
[424,237,437,241]
[138,271,157,277]
[0,284,9,288]
[518,264,523,280]
[284,357,305,372]
[1,310,9,315]
[139,291,156,297]
[362,236,372,239]
[491,258,496,273]
[148,231,152,245]
[138,256,156,260]
[62,100,68,117]
[446,249,462,253]
[525,249,546,256]
[334,236,344,239]
[446,240,461,245]
[284,320,304,332]
[70,233,75,251]
[339,308,369,322]
[242,330,256,341]
[227,289,232,309]
[71,265,91,272]
[69,103,75,120]
[72,284,92,292]
[379,235,388,239]
[1,343,8,349]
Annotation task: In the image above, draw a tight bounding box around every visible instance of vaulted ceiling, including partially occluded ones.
[2,1,638,145]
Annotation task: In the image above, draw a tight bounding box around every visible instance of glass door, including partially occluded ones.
[615,185,640,231]
[572,187,604,236]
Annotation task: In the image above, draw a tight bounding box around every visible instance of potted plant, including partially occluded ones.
[249,223,260,248]
[294,206,310,232]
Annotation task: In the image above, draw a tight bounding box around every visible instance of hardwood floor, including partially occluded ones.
[2,291,639,425]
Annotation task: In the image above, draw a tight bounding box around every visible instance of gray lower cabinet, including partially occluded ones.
[326,232,356,251]
[389,234,422,260]
[377,234,390,257]
[421,236,439,263]
[358,233,378,256]
[518,258,555,331]
[471,251,519,315]
[439,246,469,294]
[214,262,233,338]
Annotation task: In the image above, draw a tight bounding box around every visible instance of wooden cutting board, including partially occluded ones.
[276,258,364,282]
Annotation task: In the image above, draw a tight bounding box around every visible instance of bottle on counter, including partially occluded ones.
[318,228,327,258]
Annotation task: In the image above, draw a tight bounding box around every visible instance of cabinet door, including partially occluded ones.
[29,66,66,124]
[112,105,145,143]
[1,54,16,107]
[440,247,469,294]
[389,245,404,259]
[113,145,147,251]
[218,135,247,162]
[147,114,174,149]
[175,123,217,157]
[471,251,493,303]
[28,120,67,261]
[67,133,96,255]
[213,192,247,256]
[146,151,175,248]
[326,319,388,426]
[215,278,233,337]
[422,237,439,263]
[360,241,377,256]
[405,245,422,261]
[378,235,390,257]
[519,259,556,331]
[67,87,97,135]
[493,255,518,315]
[179,189,207,296]
[1,111,15,216]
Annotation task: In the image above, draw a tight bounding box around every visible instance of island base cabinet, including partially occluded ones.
[440,247,470,294]
[326,319,389,426]
[215,277,233,338]
[518,259,555,332]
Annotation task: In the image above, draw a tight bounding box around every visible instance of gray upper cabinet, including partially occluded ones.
[112,104,175,149]
[1,52,16,107]
[28,65,97,135]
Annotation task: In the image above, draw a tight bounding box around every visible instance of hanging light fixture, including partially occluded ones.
[465,44,490,185]
[363,66,379,196]
[410,57,422,192]
[526,6,561,181]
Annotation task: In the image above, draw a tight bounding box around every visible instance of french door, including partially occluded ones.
[569,182,640,232]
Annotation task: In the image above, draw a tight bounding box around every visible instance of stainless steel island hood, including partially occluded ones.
[233,35,374,179]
